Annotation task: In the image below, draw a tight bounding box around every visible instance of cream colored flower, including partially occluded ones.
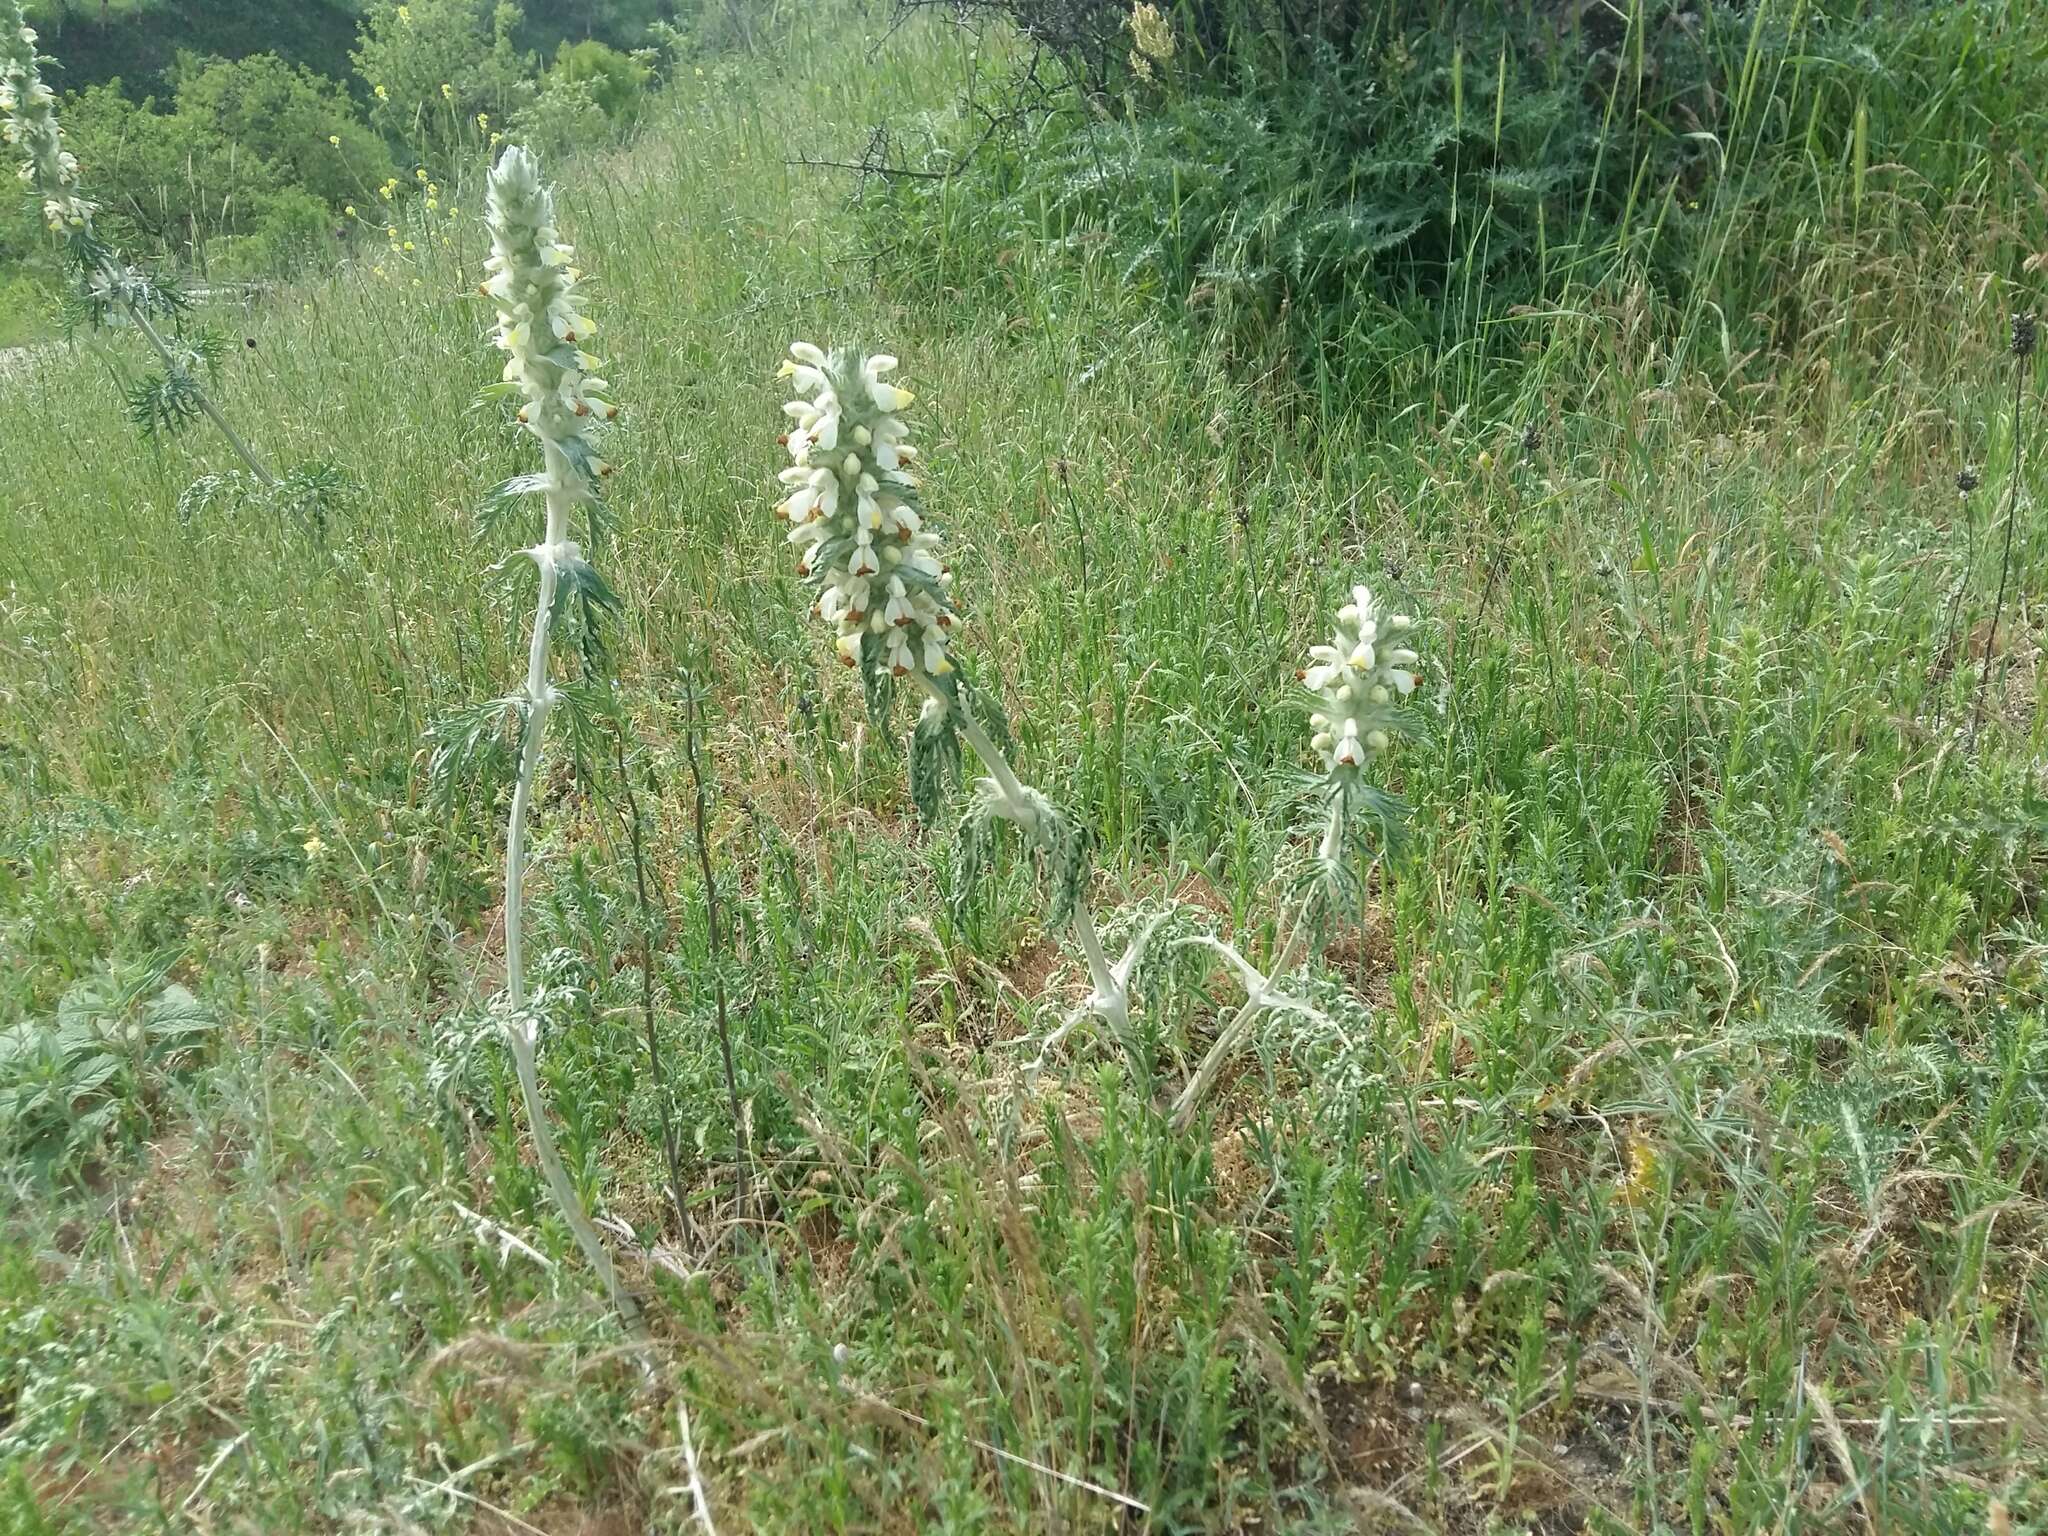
[776,344,954,683]
[1303,583,1421,775]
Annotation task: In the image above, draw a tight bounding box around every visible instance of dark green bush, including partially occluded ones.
[875,0,2048,405]
[551,36,652,123]
[351,0,536,152]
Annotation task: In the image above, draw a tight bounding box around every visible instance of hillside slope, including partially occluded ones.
[2,11,2044,1533]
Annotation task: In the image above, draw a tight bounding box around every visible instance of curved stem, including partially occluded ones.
[502,443,644,1333]
[1169,796,1346,1131]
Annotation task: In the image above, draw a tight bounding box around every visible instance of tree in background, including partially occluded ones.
[62,54,393,266]
[352,0,534,153]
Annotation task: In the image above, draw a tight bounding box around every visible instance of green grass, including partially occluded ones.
[2,8,2046,1533]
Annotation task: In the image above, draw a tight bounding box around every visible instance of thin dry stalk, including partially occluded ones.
[683,678,750,1221]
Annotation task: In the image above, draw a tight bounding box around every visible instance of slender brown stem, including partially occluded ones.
[1973,346,2030,745]
[615,725,689,1238]
[683,682,750,1221]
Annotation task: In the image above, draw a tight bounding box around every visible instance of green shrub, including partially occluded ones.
[505,71,611,155]
[56,54,392,262]
[351,0,535,151]
[878,0,2048,408]
[550,37,651,123]
[168,50,391,209]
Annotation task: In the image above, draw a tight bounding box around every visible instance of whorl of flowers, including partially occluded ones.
[0,6,94,233]
[481,145,615,491]
[1304,583,1420,774]
[776,343,957,681]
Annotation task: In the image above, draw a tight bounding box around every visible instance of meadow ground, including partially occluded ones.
[2,10,2046,1534]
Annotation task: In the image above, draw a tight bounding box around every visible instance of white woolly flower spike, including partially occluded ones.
[442,143,640,1332]
[483,144,616,492]
[1303,583,1420,775]
[770,347,1158,1072]
[1170,577,1427,1130]
[777,343,954,683]
[0,7,93,232]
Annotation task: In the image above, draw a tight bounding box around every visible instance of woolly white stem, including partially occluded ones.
[912,672,1122,1021]
[501,443,642,1333]
[1170,797,1345,1130]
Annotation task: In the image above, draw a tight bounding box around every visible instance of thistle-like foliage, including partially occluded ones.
[777,344,957,685]
[0,8,93,235]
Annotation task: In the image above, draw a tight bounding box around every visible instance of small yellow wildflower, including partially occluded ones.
[476,112,489,130]
[328,134,341,148]
[415,168,427,182]
[373,264,388,278]
[303,835,327,857]
[403,240,415,251]
[440,83,454,101]
[426,183,438,198]
[1620,1133,1661,1207]
[489,131,502,147]
[344,204,356,217]
[386,225,398,238]
[397,3,412,20]
[374,83,389,101]
[425,199,439,212]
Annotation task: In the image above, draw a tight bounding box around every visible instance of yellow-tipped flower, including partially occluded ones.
[1303,583,1422,775]
[483,144,618,488]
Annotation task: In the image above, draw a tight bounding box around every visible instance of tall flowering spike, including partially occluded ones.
[483,144,616,495]
[1303,583,1422,775]
[443,141,642,1332]
[776,343,957,683]
[0,3,95,233]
